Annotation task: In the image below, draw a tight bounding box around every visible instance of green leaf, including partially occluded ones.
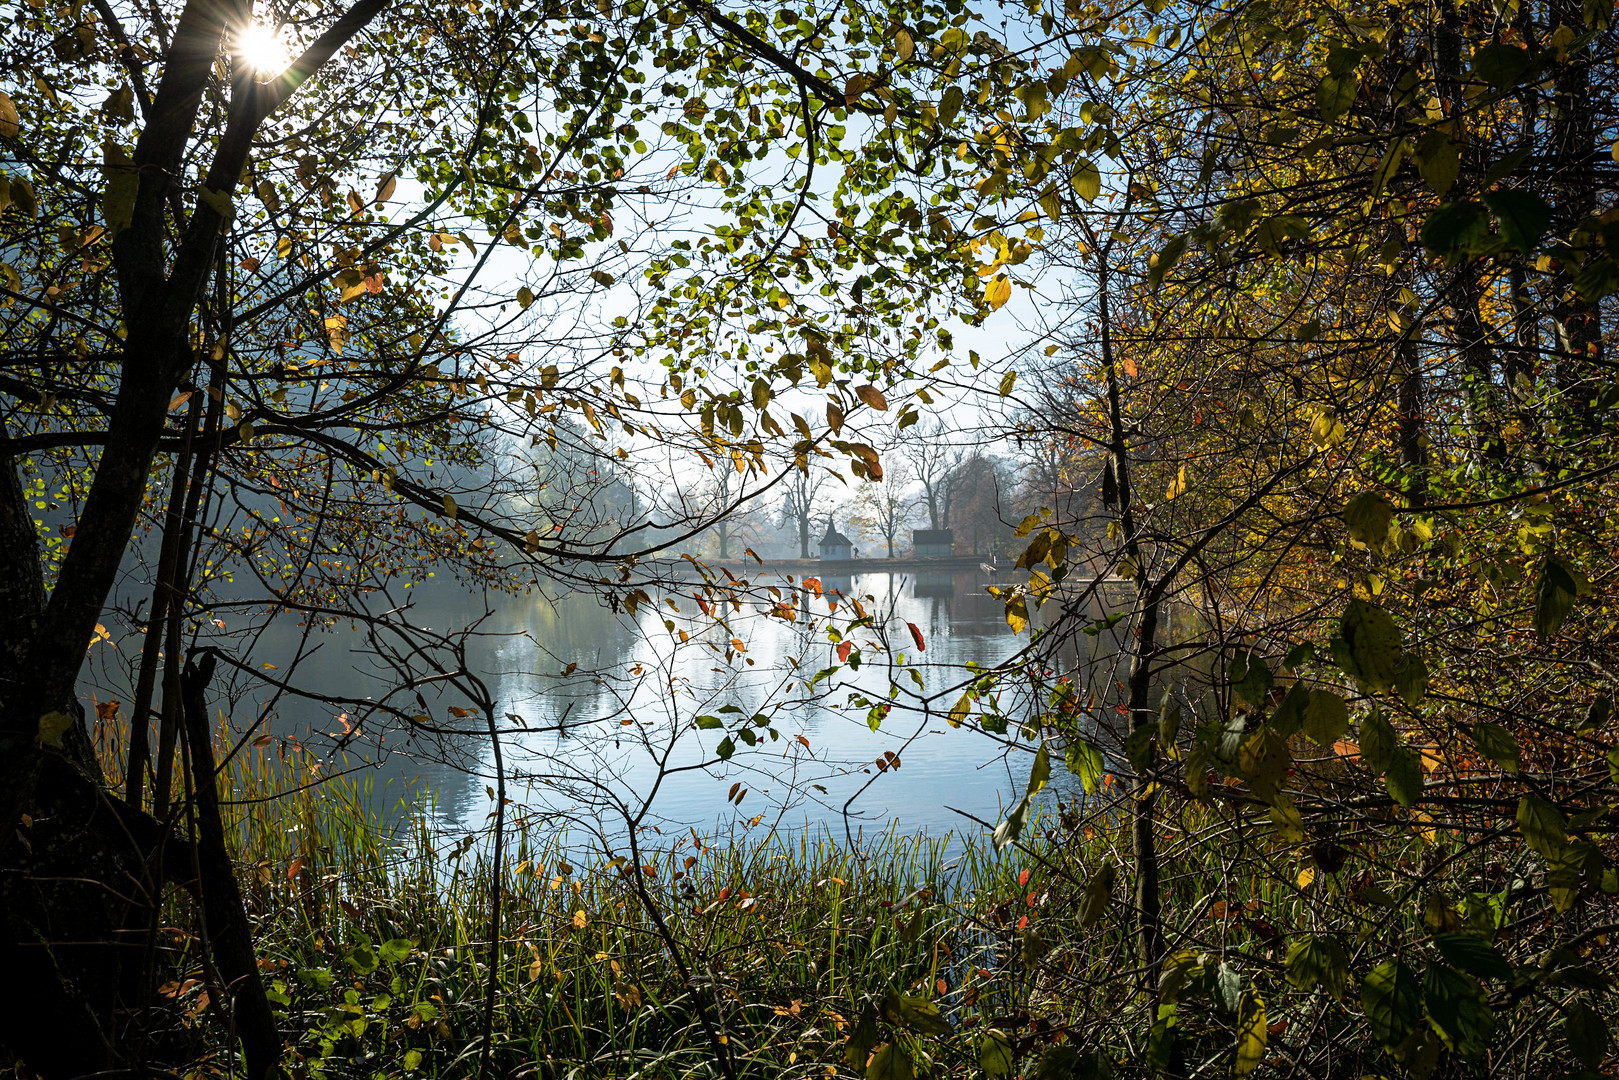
[1420,201,1491,259]
[938,86,965,125]
[1071,158,1101,203]
[377,938,414,964]
[1424,963,1494,1057]
[992,795,1030,850]
[1286,936,1347,1000]
[1360,710,1398,774]
[1269,681,1308,737]
[716,736,735,760]
[1145,1003,1177,1071]
[1078,860,1115,928]
[1385,746,1423,807]
[1160,694,1184,746]
[10,176,38,218]
[1482,189,1553,254]
[1234,988,1267,1075]
[1268,795,1306,843]
[36,711,74,748]
[1413,130,1461,196]
[347,938,379,974]
[1147,234,1186,288]
[1343,492,1393,545]
[881,990,953,1036]
[1394,653,1428,707]
[1574,256,1619,301]
[1026,742,1051,796]
[1577,694,1610,735]
[1239,726,1290,803]
[1339,600,1403,692]
[1534,556,1578,640]
[197,186,235,220]
[695,715,723,730]
[845,1000,880,1068]
[998,369,1018,396]
[1361,959,1422,1046]
[1159,950,1211,1003]
[1124,723,1156,774]
[1433,933,1512,982]
[1302,689,1349,746]
[1231,651,1274,706]
[1471,42,1537,88]
[1317,72,1357,121]
[1564,999,1609,1070]
[1470,722,1519,774]
[978,1030,1016,1078]
[1064,738,1105,793]
[1516,795,1568,858]
[866,1041,914,1080]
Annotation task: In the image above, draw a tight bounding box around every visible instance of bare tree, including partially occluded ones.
[900,419,964,531]
[846,461,915,558]
[780,461,835,558]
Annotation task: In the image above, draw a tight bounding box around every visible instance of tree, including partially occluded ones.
[900,417,963,530]
[779,455,836,559]
[0,0,1030,1069]
[847,458,915,557]
[945,450,1012,555]
[949,0,1619,1073]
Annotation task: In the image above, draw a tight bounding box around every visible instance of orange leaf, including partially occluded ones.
[286,857,303,881]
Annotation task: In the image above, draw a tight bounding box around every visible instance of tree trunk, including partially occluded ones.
[179,654,282,1080]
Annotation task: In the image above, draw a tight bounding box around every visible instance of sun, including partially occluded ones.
[236,22,291,76]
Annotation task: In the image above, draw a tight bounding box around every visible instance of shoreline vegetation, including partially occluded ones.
[103,719,1614,1080]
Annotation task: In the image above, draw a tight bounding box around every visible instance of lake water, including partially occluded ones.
[89,568,1130,852]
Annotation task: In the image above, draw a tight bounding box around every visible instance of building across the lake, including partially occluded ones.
[912,528,954,557]
[819,519,855,561]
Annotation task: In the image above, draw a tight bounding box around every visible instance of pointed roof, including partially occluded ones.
[820,518,853,547]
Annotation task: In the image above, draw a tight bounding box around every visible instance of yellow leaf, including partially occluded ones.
[998,370,1017,396]
[197,187,235,221]
[442,495,458,520]
[572,910,588,930]
[895,27,914,61]
[1166,466,1188,500]
[985,275,1012,309]
[1071,158,1101,203]
[1297,865,1316,889]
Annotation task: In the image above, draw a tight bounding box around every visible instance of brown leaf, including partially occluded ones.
[855,384,889,410]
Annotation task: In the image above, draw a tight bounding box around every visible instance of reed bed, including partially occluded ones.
[104,723,1584,1079]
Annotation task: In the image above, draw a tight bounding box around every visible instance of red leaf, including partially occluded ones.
[907,621,925,652]
[836,640,853,662]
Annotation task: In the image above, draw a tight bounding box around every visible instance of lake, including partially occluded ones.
[88,567,1131,852]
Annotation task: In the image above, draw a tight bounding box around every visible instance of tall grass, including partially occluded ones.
[102,718,1584,1079]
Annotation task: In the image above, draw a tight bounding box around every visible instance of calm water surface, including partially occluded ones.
[91,569,1129,851]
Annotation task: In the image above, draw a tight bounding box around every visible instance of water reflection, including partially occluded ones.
[88,570,1134,849]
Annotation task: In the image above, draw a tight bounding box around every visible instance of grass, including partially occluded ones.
[99,720,1618,1080]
